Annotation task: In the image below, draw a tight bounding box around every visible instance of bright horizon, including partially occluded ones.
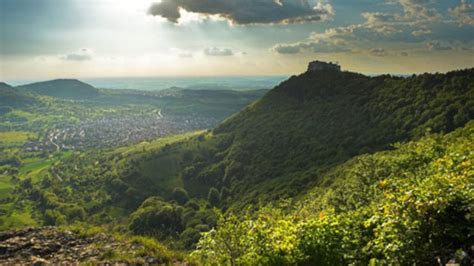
[1,0,473,80]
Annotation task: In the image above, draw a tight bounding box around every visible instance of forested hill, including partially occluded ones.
[18,79,100,99]
[90,66,473,212]
[0,82,36,109]
[190,67,474,206]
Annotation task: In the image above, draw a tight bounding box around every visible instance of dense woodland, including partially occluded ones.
[1,68,473,264]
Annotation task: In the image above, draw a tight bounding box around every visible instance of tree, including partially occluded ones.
[220,187,231,200]
[172,187,190,205]
[44,209,66,225]
[128,197,184,238]
[207,187,221,206]
[20,178,33,190]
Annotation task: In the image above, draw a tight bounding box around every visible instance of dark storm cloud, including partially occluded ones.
[147,0,334,25]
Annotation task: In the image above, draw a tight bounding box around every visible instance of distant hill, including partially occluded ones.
[159,88,268,118]
[18,79,99,99]
[96,87,267,121]
[0,82,36,110]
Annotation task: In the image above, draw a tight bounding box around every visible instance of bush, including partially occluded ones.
[172,187,190,205]
[128,197,184,238]
[180,228,201,249]
[220,187,231,200]
[184,200,200,210]
[44,209,66,225]
[207,187,220,206]
[62,205,86,221]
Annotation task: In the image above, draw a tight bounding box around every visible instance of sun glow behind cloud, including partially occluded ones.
[0,0,473,80]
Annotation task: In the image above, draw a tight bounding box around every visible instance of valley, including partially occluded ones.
[24,110,214,151]
[0,79,267,236]
[2,0,473,264]
[0,65,473,265]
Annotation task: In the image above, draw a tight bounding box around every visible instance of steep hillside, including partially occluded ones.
[0,82,36,110]
[18,79,99,99]
[203,68,473,206]
[193,121,474,265]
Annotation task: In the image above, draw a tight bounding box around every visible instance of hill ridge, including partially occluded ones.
[0,81,36,108]
[18,79,99,99]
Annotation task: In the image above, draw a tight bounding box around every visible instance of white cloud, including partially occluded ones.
[361,12,400,34]
[61,48,93,61]
[426,41,453,51]
[272,44,301,54]
[272,40,350,54]
[449,0,474,26]
[412,28,432,36]
[370,48,389,57]
[204,47,233,56]
[270,0,468,57]
[397,0,440,21]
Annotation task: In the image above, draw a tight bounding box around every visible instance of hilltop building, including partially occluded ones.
[307,61,341,72]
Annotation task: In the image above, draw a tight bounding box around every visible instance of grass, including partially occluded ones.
[0,206,38,231]
[0,166,40,230]
[113,234,184,263]
[116,131,223,198]
[8,109,59,124]
[63,224,184,264]
[0,175,13,200]
[130,235,177,259]
[0,131,37,144]
[64,223,106,237]
[8,110,39,121]
[110,131,206,195]
[106,207,128,219]
[114,131,204,156]
[18,152,72,181]
[19,158,53,181]
[6,211,37,227]
[141,155,184,190]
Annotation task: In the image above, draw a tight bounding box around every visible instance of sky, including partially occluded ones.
[0,0,473,80]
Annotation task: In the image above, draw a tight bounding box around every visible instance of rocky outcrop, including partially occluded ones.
[307,60,341,72]
[0,227,176,265]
